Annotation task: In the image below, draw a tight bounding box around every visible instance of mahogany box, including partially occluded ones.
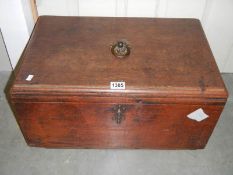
[7,16,228,149]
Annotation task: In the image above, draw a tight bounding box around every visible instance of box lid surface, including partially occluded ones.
[12,16,227,98]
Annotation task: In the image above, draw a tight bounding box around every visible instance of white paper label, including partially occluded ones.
[110,81,125,90]
[25,74,34,81]
[187,108,209,122]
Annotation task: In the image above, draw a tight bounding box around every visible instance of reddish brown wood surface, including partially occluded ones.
[11,16,227,98]
[8,16,228,149]
[12,101,225,149]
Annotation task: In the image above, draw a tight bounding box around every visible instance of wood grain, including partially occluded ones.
[12,16,227,98]
[12,101,225,149]
[8,16,228,149]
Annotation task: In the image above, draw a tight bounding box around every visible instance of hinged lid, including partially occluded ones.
[11,16,228,99]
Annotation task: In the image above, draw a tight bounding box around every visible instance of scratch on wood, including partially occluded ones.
[198,76,206,92]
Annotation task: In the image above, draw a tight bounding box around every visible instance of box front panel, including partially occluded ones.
[13,102,224,149]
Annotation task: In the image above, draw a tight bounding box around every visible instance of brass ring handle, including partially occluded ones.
[111,40,130,58]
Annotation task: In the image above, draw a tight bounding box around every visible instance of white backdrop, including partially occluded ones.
[1,0,233,72]
[0,0,33,69]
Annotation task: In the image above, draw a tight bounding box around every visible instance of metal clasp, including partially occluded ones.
[112,104,127,124]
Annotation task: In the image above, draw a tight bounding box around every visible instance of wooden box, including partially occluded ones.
[7,16,228,149]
